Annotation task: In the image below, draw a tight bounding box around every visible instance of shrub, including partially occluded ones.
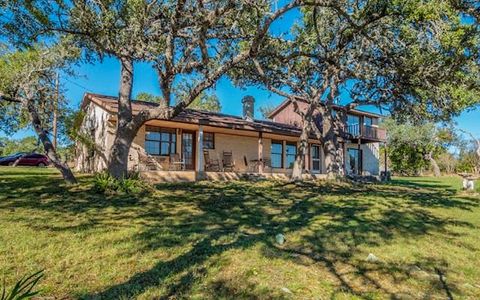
[93,172,119,193]
[93,172,146,194]
[1,270,44,300]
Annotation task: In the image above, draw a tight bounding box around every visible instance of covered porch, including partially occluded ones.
[129,118,327,182]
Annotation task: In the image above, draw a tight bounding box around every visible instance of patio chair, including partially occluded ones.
[262,158,273,174]
[169,153,185,171]
[244,156,260,173]
[204,150,220,171]
[222,151,235,172]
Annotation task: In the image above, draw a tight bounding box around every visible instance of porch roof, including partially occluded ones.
[82,93,304,137]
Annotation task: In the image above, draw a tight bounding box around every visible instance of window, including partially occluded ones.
[311,145,321,172]
[286,143,297,169]
[145,126,176,156]
[203,132,215,149]
[364,116,373,126]
[347,114,360,136]
[271,141,283,168]
[347,148,362,175]
[347,114,360,126]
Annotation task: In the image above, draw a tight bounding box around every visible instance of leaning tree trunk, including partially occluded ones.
[425,151,441,177]
[107,58,135,179]
[291,104,315,181]
[25,100,77,184]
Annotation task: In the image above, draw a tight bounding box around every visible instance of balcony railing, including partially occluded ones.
[346,124,386,141]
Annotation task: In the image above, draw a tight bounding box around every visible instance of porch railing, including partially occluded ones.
[346,124,386,141]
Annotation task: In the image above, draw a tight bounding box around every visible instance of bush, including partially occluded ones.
[1,270,44,300]
[93,172,146,194]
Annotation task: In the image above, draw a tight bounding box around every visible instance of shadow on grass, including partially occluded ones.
[0,168,477,299]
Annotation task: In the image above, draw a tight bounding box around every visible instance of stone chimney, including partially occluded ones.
[242,95,255,120]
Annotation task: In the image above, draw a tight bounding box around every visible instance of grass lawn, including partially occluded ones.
[1,167,479,299]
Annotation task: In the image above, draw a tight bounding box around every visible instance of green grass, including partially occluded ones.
[1,167,480,299]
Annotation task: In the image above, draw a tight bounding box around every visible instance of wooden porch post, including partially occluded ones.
[306,143,310,171]
[176,129,182,155]
[196,125,204,173]
[358,138,362,175]
[258,132,264,174]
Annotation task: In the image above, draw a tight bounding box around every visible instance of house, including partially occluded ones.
[75,93,386,182]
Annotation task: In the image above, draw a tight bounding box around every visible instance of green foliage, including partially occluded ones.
[1,270,44,300]
[189,93,221,112]
[436,152,457,174]
[93,172,119,194]
[0,136,39,156]
[136,92,163,104]
[388,143,429,175]
[258,104,276,120]
[93,172,145,195]
[457,150,479,173]
[0,42,79,137]
[383,118,451,175]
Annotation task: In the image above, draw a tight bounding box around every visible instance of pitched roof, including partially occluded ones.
[268,98,385,119]
[82,93,303,137]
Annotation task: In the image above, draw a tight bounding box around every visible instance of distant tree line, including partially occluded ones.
[382,119,480,176]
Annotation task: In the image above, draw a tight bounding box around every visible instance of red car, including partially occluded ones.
[0,153,50,167]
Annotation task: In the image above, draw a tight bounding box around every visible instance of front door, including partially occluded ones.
[311,145,321,173]
[182,131,196,170]
[347,148,362,175]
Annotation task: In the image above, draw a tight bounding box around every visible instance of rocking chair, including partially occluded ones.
[204,150,220,171]
[222,151,235,172]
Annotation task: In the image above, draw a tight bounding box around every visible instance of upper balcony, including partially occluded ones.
[346,124,386,142]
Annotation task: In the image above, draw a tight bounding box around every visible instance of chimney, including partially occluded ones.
[242,95,255,120]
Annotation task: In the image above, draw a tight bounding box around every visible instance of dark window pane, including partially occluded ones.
[271,154,282,168]
[347,115,360,125]
[160,142,170,155]
[146,132,160,141]
[161,132,170,141]
[145,127,176,156]
[203,132,214,149]
[364,117,373,126]
[271,141,283,168]
[311,146,319,159]
[271,143,282,154]
[286,144,296,169]
[145,141,160,155]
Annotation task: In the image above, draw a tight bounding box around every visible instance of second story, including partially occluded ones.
[268,99,386,142]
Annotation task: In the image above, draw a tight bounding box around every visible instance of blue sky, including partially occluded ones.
[1,4,479,140]
[2,55,479,140]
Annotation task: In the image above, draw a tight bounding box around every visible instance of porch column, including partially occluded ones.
[258,132,263,174]
[176,129,182,155]
[358,138,362,175]
[196,125,204,172]
[306,143,310,171]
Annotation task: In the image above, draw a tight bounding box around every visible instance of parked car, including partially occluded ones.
[0,153,49,167]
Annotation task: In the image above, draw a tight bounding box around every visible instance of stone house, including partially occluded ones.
[75,93,386,182]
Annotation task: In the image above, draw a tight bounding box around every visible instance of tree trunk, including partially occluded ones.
[322,111,344,179]
[291,104,315,181]
[107,58,135,179]
[26,100,77,184]
[426,151,441,177]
